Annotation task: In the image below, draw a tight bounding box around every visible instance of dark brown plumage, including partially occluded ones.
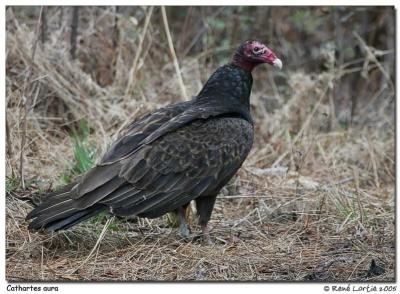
[26,40,282,242]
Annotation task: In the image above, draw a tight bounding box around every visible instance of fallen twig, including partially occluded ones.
[70,217,114,274]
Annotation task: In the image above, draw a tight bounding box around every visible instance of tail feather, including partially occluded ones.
[28,207,78,230]
[26,191,73,220]
[26,181,112,231]
[27,201,107,231]
[26,194,74,220]
[44,205,106,231]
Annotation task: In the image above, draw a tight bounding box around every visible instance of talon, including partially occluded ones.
[179,223,190,238]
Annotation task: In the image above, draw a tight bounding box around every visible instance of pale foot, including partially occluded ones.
[201,224,213,245]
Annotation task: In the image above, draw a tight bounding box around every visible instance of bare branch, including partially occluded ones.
[70,7,79,59]
[19,6,44,188]
[161,6,188,101]
[125,6,154,97]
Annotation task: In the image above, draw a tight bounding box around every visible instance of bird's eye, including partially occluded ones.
[253,47,263,55]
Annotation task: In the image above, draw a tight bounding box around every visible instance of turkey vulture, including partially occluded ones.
[26,40,282,243]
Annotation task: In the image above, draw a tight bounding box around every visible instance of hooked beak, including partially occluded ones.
[272,58,283,70]
[262,48,283,70]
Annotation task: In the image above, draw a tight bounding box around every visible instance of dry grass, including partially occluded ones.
[6,6,395,281]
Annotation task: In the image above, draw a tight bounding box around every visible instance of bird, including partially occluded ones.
[26,40,282,243]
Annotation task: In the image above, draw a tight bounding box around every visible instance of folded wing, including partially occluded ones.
[27,105,253,231]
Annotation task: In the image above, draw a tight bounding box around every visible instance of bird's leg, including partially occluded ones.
[177,204,190,238]
[195,195,217,245]
[200,223,213,245]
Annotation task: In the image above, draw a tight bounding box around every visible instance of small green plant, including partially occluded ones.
[61,120,96,184]
[6,175,41,193]
[88,211,124,232]
[6,175,20,193]
[330,189,368,227]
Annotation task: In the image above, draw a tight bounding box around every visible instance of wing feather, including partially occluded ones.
[100,116,253,218]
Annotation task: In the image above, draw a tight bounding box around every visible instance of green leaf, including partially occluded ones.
[62,119,96,184]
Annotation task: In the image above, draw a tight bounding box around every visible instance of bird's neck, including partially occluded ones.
[231,52,258,72]
[196,64,253,111]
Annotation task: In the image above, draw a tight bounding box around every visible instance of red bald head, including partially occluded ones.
[231,40,282,72]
